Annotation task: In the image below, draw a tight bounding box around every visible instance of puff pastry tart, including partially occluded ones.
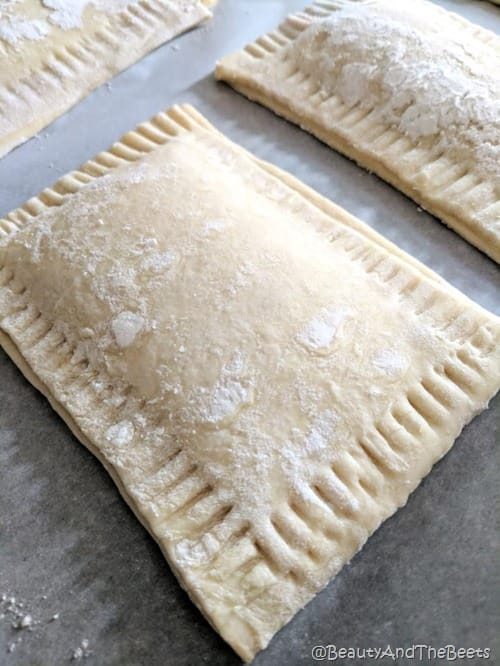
[0,0,216,158]
[1,104,499,661]
[216,0,500,263]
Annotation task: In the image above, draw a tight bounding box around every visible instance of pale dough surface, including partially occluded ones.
[215,0,500,264]
[0,104,499,661]
[0,0,215,158]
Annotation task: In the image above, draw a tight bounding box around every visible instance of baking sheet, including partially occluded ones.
[0,1,499,664]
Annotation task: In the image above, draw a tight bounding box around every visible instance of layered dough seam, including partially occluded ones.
[1,104,499,661]
[215,0,500,263]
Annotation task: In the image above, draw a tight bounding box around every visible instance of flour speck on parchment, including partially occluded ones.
[71,638,91,660]
[1,591,95,661]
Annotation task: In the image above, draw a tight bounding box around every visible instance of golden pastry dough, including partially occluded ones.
[0,104,499,661]
[215,0,500,263]
[0,0,216,158]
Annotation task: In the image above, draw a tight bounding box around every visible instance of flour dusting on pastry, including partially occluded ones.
[303,410,338,455]
[190,354,254,426]
[290,0,500,179]
[298,306,350,352]
[42,0,132,30]
[203,220,227,234]
[111,311,144,348]
[105,421,134,447]
[0,0,131,42]
[283,410,339,488]
[372,349,408,375]
[175,533,219,567]
[141,251,176,275]
[0,17,48,45]
[215,0,500,261]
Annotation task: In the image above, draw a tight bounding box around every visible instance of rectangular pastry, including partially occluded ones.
[215,0,500,263]
[0,0,216,158]
[1,104,499,661]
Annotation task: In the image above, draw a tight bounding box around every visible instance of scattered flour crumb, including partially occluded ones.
[139,237,158,249]
[175,533,219,567]
[298,306,350,351]
[43,0,130,30]
[0,1,132,44]
[0,592,62,654]
[105,420,134,447]
[105,394,127,409]
[191,354,253,425]
[72,638,91,660]
[133,414,147,429]
[141,251,175,274]
[203,219,226,234]
[372,349,407,375]
[304,410,338,455]
[283,410,339,489]
[111,311,144,348]
[0,18,49,45]
[200,379,251,425]
[18,614,33,629]
[1,594,37,649]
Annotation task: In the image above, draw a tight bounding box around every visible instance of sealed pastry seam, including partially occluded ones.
[215,0,500,263]
[0,0,215,158]
[1,104,499,662]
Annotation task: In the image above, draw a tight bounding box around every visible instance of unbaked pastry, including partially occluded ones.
[0,104,499,661]
[215,0,500,263]
[0,0,216,158]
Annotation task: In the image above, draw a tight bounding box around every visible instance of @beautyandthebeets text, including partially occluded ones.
[311,644,491,661]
